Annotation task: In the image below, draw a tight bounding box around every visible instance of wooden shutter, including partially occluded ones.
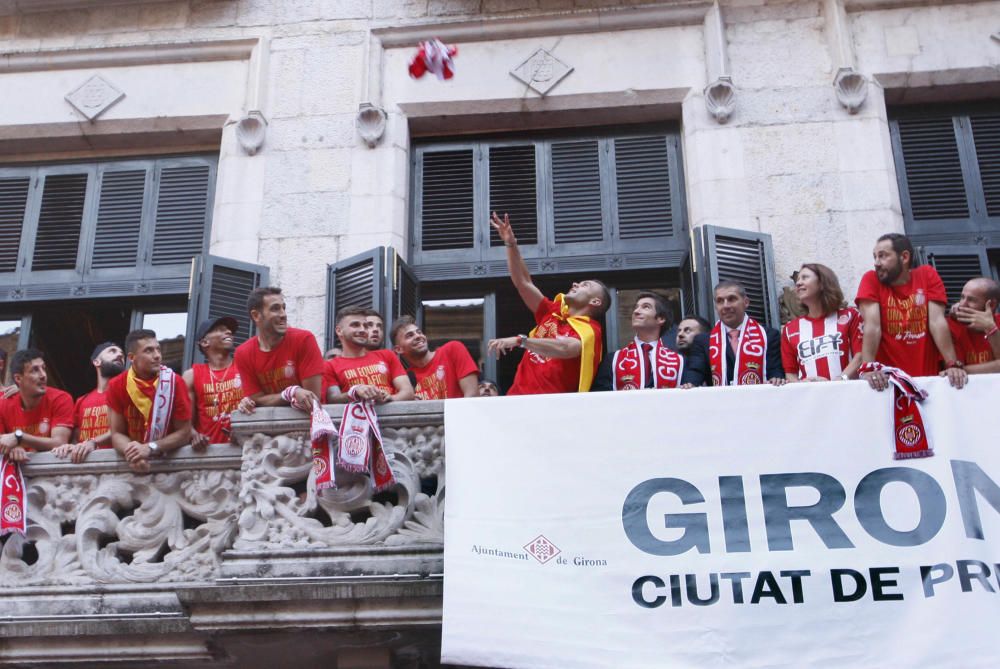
[325,248,385,349]
[613,136,673,239]
[31,172,88,272]
[551,139,604,245]
[91,169,147,269]
[894,117,970,221]
[970,113,1000,218]
[418,148,475,253]
[0,177,30,274]
[488,145,538,247]
[923,245,991,305]
[187,254,270,366]
[385,247,420,326]
[151,164,212,266]
[703,225,779,329]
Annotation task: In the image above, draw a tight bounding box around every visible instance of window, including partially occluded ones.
[410,127,687,280]
[0,155,217,301]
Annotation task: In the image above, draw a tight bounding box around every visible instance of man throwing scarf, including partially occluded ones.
[709,280,785,386]
[107,329,194,474]
[487,212,608,394]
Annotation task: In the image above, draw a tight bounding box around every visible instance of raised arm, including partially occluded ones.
[491,212,544,314]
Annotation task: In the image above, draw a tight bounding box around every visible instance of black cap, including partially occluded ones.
[90,341,121,361]
[195,316,239,344]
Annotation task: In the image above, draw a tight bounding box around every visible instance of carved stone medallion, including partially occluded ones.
[65,75,125,121]
[511,48,573,96]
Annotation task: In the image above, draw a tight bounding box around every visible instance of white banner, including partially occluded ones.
[442,376,1000,669]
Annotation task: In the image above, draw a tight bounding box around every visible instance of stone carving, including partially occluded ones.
[0,470,240,587]
[235,426,444,551]
[833,67,868,114]
[356,103,388,148]
[236,110,268,156]
[65,75,125,121]
[704,76,736,124]
[511,48,573,96]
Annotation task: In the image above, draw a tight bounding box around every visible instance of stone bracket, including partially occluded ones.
[703,2,735,124]
[824,0,868,113]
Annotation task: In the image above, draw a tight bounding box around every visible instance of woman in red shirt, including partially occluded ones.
[781,263,864,382]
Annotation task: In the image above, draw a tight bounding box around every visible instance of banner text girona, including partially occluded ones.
[622,460,1000,555]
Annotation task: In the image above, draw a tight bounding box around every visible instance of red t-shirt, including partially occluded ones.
[508,297,603,396]
[233,327,324,397]
[855,265,948,377]
[324,350,407,395]
[0,388,74,450]
[74,389,112,446]
[781,308,863,380]
[948,314,1000,366]
[191,362,242,444]
[409,341,479,400]
[106,370,192,442]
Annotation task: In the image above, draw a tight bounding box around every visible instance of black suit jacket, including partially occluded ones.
[722,326,784,384]
[591,333,708,390]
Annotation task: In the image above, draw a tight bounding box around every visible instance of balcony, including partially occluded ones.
[0,401,446,668]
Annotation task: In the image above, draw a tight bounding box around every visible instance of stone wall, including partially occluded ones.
[0,0,997,342]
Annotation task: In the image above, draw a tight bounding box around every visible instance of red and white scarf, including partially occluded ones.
[709,316,768,386]
[147,366,176,442]
[338,399,395,492]
[0,455,26,536]
[859,362,932,460]
[612,340,684,390]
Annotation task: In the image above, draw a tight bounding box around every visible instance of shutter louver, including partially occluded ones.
[970,114,1000,217]
[31,173,88,271]
[712,233,774,327]
[334,257,378,311]
[925,248,990,306]
[488,145,538,247]
[614,136,673,239]
[396,265,420,321]
[92,170,146,269]
[0,177,30,273]
[151,165,210,265]
[207,265,261,349]
[896,118,969,221]
[552,140,603,244]
[420,149,474,252]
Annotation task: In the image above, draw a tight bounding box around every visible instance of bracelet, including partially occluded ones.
[986,325,999,340]
[517,334,528,348]
[504,241,516,248]
[945,360,965,370]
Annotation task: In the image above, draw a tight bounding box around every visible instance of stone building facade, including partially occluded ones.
[0,0,998,665]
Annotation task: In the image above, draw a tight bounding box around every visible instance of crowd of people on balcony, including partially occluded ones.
[0,214,997,472]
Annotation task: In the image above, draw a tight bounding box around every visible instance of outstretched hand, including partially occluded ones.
[490,211,516,246]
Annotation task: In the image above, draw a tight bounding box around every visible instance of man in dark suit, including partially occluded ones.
[708,281,785,386]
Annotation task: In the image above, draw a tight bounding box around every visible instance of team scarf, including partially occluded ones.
[612,340,684,390]
[125,365,176,442]
[859,362,932,460]
[531,294,602,392]
[709,315,768,387]
[0,454,26,536]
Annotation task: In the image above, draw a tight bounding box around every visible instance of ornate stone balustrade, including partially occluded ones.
[0,402,446,668]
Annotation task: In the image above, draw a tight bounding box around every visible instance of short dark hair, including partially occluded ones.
[125,329,158,353]
[587,279,612,318]
[390,315,417,345]
[11,348,43,378]
[714,280,747,298]
[876,233,918,268]
[634,291,673,337]
[364,308,384,322]
[247,286,283,315]
[680,315,712,333]
[335,305,370,326]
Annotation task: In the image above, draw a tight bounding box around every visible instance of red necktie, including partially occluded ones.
[642,343,654,388]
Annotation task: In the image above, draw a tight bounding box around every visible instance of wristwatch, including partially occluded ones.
[148,441,161,456]
[14,429,23,444]
[517,334,528,348]
[944,360,965,370]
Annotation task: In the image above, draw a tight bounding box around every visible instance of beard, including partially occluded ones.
[877,263,902,285]
[100,360,125,379]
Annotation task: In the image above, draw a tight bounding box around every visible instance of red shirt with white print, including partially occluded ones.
[781,308,863,380]
[0,388,74,451]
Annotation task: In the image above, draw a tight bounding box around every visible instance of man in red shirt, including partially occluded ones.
[234,287,324,413]
[486,212,608,395]
[856,233,966,390]
[107,329,193,474]
[391,316,478,399]
[365,310,385,351]
[325,306,413,403]
[52,342,125,464]
[946,277,1000,374]
[183,316,242,446]
[0,349,74,463]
